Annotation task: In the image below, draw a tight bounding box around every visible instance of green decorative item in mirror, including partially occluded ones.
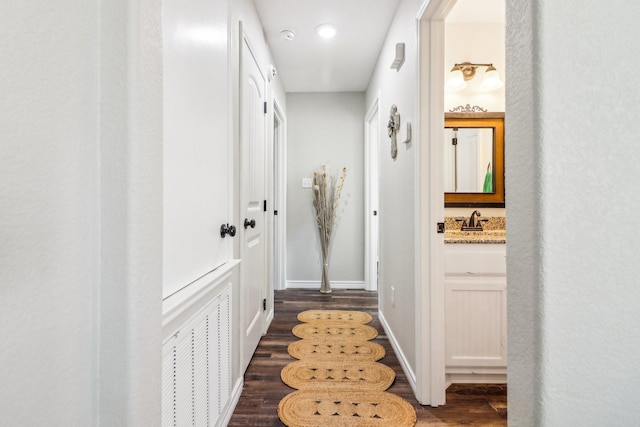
[483,163,493,193]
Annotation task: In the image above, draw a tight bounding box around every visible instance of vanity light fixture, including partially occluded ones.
[315,23,337,39]
[480,65,503,91]
[446,68,467,91]
[446,62,504,91]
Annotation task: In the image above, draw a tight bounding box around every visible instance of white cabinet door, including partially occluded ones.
[445,276,507,368]
[444,244,507,380]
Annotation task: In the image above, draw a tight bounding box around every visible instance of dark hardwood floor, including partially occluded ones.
[228,289,507,426]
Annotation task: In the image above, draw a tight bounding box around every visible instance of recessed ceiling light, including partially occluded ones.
[280,29,295,41]
[315,24,337,39]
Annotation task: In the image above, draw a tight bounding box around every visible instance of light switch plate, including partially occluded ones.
[302,178,312,188]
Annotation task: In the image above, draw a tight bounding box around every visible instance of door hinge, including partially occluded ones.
[264,101,267,114]
[264,199,267,212]
[262,298,267,311]
[437,222,445,233]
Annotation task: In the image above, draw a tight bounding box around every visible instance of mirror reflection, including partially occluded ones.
[444,127,494,193]
[444,113,505,207]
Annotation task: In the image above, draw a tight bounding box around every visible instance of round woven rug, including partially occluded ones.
[297,310,373,324]
[277,390,417,427]
[287,339,385,361]
[291,322,378,341]
[280,360,395,391]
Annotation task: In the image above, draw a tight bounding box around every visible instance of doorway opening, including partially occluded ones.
[365,95,380,292]
[416,0,507,406]
[272,99,286,292]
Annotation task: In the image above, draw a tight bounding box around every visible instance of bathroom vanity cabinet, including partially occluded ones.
[444,243,507,384]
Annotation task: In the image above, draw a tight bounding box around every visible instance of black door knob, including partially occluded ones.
[244,218,256,229]
[220,223,237,238]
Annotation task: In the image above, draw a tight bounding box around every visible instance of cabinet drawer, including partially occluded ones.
[444,244,506,275]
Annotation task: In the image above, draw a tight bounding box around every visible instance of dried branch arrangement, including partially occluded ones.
[312,164,347,293]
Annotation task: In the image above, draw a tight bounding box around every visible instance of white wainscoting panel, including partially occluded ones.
[162,283,232,426]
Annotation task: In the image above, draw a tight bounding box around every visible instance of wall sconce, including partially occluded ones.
[446,62,503,91]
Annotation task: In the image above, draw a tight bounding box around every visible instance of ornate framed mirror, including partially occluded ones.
[444,112,504,207]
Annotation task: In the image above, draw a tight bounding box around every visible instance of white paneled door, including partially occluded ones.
[240,32,267,373]
[162,0,230,298]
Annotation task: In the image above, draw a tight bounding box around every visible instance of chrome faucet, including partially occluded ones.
[460,210,484,231]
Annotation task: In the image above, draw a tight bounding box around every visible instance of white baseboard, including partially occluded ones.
[264,308,274,334]
[218,377,243,427]
[285,280,365,290]
[378,310,417,395]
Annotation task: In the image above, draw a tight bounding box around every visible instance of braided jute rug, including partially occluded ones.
[297,309,373,324]
[280,360,396,391]
[278,390,417,427]
[287,338,386,362]
[291,322,379,341]
[278,310,417,427]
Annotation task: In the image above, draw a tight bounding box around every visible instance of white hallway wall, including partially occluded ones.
[366,0,420,376]
[0,1,100,423]
[1,0,287,424]
[508,1,640,425]
[286,92,364,287]
[1,0,163,425]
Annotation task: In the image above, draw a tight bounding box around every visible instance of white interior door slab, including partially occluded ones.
[162,0,230,298]
[240,32,267,373]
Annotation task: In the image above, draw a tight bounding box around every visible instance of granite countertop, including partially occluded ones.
[444,216,506,244]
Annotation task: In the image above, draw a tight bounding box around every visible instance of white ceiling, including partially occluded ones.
[446,0,505,24]
[253,0,401,93]
[252,0,504,93]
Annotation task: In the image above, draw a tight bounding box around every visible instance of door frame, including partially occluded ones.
[271,97,287,292]
[415,0,455,406]
[364,93,380,292]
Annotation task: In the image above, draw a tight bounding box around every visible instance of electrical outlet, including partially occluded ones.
[391,287,395,308]
[302,178,312,188]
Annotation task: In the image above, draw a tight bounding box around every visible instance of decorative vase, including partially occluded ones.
[320,262,331,293]
[312,164,346,294]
